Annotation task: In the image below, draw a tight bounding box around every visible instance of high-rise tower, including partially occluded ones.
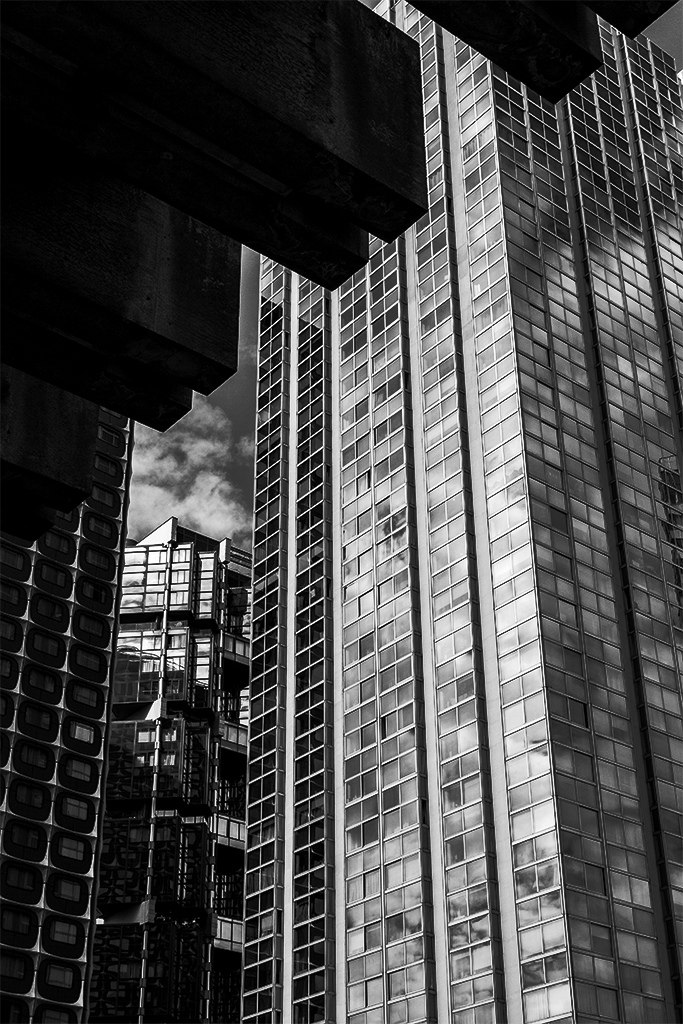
[88,518,251,1024]
[0,409,132,1024]
[244,3,683,1024]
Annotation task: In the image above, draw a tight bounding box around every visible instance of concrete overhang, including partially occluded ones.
[2,1,428,289]
[411,0,676,103]
[1,2,428,529]
[1,367,100,540]
[582,1,677,38]
[2,153,237,430]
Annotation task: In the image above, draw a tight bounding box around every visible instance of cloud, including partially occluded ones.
[127,396,254,548]
[235,434,255,461]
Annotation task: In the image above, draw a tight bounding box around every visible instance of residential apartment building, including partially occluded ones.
[243,4,683,1024]
[88,518,251,1024]
[0,409,132,1024]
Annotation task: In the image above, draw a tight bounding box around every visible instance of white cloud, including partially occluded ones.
[127,397,253,547]
[235,434,255,461]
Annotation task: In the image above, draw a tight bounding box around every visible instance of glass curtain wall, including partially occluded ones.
[243,5,682,1023]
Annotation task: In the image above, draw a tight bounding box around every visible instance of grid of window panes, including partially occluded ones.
[90,531,248,1023]
[489,50,643,1024]
[462,23,683,1021]
[564,27,681,1018]
[94,612,213,1018]
[405,7,507,1023]
[623,35,683,444]
[339,204,437,1019]
[451,44,574,1024]
[93,916,208,1023]
[113,627,176,702]
[620,36,683,978]
[0,409,130,1024]
[484,37,682,1022]
[505,67,644,1024]
[212,549,251,1024]
[243,260,291,1024]
[234,15,683,1024]
[221,551,252,727]
[291,279,335,1024]
[120,542,195,614]
[116,543,220,712]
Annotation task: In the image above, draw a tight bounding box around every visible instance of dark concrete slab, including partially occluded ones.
[412,0,603,103]
[582,1,677,39]
[1,367,99,540]
[2,149,238,428]
[0,0,430,536]
[2,0,428,286]
[1,30,369,290]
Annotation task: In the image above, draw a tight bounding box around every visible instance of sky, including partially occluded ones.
[126,3,682,548]
[645,1,683,69]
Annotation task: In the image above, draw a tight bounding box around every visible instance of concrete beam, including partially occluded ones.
[1,33,369,290]
[412,0,603,103]
[1,366,99,541]
[582,1,677,38]
[2,147,238,429]
[2,1,428,287]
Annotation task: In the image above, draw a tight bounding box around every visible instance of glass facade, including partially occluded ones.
[245,4,682,1022]
[88,519,251,1024]
[0,409,131,1024]
[243,261,291,1023]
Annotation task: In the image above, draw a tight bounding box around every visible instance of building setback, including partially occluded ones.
[88,518,251,1024]
[0,409,131,1023]
[243,4,683,1024]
